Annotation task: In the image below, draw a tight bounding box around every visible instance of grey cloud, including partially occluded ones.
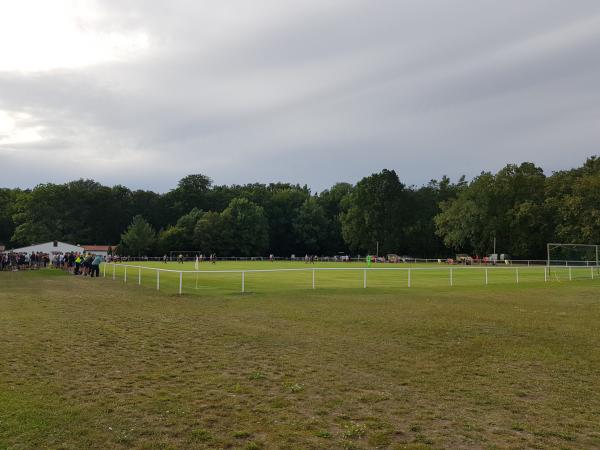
[1,0,599,192]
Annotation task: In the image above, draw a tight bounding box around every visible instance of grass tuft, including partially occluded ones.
[190,428,212,442]
[343,422,367,439]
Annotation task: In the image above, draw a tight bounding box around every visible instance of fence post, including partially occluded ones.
[156,269,160,291]
[592,267,595,280]
[569,267,572,281]
[516,268,519,284]
[179,271,182,295]
[450,268,453,287]
[103,263,106,278]
[112,264,115,280]
[363,269,366,289]
[408,268,411,288]
[544,267,548,282]
[124,266,127,283]
[312,269,315,289]
[138,267,141,285]
[485,268,488,286]
[242,271,245,293]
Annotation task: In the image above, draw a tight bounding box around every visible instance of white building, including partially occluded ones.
[81,245,112,257]
[6,241,84,255]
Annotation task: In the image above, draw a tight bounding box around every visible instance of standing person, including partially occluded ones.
[83,253,93,276]
[90,254,102,277]
[366,254,372,268]
[163,254,168,264]
[69,252,76,273]
[74,254,82,275]
[178,254,184,264]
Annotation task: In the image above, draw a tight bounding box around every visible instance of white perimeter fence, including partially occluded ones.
[103,263,600,295]
[114,257,598,266]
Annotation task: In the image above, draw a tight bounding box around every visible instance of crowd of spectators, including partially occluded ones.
[0,251,104,276]
[0,251,50,271]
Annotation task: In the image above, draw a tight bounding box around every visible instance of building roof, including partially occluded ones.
[6,241,84,253]
[82,245,112,251]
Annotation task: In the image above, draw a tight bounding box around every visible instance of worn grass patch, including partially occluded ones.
[1,269,599,449]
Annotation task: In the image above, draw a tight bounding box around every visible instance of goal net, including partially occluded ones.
[547,243,599,266]
[547,243,599,281]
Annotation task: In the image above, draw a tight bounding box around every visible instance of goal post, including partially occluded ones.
[547,243,599,267]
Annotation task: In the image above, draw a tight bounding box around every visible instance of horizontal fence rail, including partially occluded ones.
[102,263,600,295]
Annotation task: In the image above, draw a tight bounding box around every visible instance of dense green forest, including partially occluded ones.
[1,157,598,258]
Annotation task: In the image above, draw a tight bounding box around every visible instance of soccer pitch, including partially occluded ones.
[103,260,598,295]
[1,269,600,449]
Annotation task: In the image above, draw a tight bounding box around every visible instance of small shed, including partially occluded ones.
[82,245,112,257]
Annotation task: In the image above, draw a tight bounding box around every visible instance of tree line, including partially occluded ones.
[0,156,598,258]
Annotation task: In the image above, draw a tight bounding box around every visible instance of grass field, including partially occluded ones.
[1,269,600,449]
[103,260,599,296]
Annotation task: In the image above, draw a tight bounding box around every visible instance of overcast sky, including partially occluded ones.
[1,0,599,192]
